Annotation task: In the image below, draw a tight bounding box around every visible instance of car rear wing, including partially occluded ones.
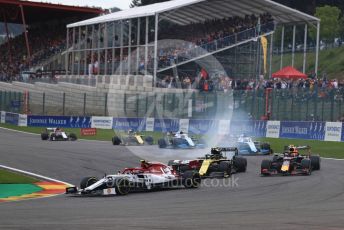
[211,147,238,154]
[283,145,311,151]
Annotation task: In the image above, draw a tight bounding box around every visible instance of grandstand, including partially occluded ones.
[0,0,326,119]
[0,0,103,81]
[65,0,320,89]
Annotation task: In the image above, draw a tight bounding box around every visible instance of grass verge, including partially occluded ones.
[0,123,164,142]
[0,169,39,184]
[259,137,344,159]
[1,123,344,158]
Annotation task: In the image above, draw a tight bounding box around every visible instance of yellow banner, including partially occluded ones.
[261,36,268,74]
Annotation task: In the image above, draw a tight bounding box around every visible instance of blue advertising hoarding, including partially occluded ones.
[5,112,19,125]
[27,115,91,128]
[154,118,179,132]
[189,119,218,134]
[229,120,267,137]
[279,121,325,140]
[113,118,146,131]
[341,123,344,142]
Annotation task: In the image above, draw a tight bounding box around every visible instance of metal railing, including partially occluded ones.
[158,22,275,69]
[1,87,342,122]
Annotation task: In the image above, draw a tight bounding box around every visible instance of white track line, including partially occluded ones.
[0,164,73,187]
[0,127,39,136]
[321,157,344,161]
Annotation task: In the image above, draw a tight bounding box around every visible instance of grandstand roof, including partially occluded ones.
[0,0,103,25]
[68,0,319,28]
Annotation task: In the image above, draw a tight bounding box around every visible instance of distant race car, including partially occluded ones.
[41,128,77,141]
[158,131,206,149]
[236,135,273,155]
[112,130,154,146]
[168,147,247,178]
[261,145,320,176]
[65,160,201,196]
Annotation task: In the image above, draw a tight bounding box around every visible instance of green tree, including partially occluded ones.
[309,5,341,43]
[338,16,344,39]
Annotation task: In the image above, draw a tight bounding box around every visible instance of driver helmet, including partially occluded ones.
[289,145,299,156]
[211,148,221,155]
[140,160,150,168]
[128,129,134,134]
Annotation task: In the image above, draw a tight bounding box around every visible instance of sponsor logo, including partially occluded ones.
[80,128,97,136]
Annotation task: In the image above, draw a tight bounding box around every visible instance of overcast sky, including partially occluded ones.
[30,0,131,10]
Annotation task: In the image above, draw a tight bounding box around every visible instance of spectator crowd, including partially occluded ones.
[0,22,66,82]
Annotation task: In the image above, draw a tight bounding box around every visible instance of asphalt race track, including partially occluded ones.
[1,128,344,230]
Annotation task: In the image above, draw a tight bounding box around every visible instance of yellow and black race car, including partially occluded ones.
[112,129,154,146]
[168,147,247,178]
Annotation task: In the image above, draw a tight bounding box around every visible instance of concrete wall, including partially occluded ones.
[0,75,200,117]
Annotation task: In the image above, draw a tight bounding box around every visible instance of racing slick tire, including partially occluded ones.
[80,176,98,189]
[233,157,247,172]
[179,165,190,173]
[158,138,167,148]
[114,178,130,195]
[49,133,56,141]
[261,160,272,176]
[144,136,154,145]
[112,136,122,145]
[183,170,201,188]
[219,161,231,176]
[310,155,320,170]
[69,133,77,141]
[41,132,49,140]
[301,159,312,175]
[261,143,271,153]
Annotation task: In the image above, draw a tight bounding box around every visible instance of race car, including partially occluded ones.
[112,129,154,145]
[235,135,272,155]
[41,128,77,141]
[158,131,206,149]
[168,147,247,178]
[65,160,201,196]
[260,145,320,176]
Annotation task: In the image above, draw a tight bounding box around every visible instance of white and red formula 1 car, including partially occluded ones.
[66,160,201,196]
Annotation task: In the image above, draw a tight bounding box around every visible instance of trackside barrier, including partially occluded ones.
[27,115,91,128]
[2,112,344,142]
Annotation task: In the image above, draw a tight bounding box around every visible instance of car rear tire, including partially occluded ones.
[158,138,167,148]
[219,161,231,176]
[112,136,121,145]
[310,155,320,170]
[179,165,190,173]
[301,158,312,175]
[69,133,77,141]
[261,159,272,175]
[183,170,201,188]
[80,176,98,189]
[234,157,247,172]
[114,178,130,195]
[41,132,49,140]
[144,136,154,145]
